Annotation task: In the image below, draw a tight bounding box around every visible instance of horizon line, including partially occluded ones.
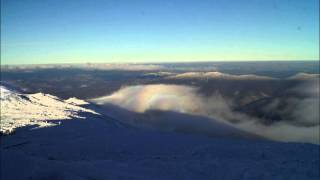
[1,59,319,66]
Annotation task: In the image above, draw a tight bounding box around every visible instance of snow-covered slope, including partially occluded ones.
[1,85,319,180]
[0,85,98,134]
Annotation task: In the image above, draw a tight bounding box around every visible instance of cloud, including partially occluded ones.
[143,72,176,77]
[92,85,201,113]
[1,63,164,71]
[287,73,320,80]
[262,79,319,127]
[91,84,255,139]
[167,72,276,80]
[91,83,319,144]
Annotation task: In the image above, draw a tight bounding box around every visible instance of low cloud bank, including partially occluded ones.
[93,85,201,113]
[92,83,319,144]
[1,63,164,71]
[287,73,320,80]
[167,72,276,80]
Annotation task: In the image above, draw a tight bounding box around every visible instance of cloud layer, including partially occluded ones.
[91,82,319,144]
[1,63,164,71]
[167,72,276,80]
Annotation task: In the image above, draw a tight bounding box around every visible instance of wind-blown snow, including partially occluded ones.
[0,86,98,134]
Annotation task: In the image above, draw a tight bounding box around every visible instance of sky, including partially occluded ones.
[1,0,319,65]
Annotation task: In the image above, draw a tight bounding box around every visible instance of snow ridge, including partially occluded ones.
[0,85,99,135]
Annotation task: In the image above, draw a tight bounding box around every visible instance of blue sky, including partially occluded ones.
[1,0,319,64]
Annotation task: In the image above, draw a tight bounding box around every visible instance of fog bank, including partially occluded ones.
[92,84,319,144]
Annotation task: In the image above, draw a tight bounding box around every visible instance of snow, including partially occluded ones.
[65,97,90,105]
[0,86,98,135]
[0,85,16,100]
[1,85,319,180]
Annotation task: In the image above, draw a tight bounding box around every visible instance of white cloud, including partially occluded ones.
[167,72,276,80]
[1,63,164,71]
[91,84,319,144]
